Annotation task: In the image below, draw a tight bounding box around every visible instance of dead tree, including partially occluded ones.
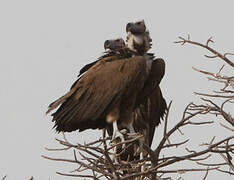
[43,36,234,179]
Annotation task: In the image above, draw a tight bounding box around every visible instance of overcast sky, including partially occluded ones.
[0,0,233,179]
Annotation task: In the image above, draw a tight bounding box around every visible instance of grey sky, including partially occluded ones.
[0,0,233,179]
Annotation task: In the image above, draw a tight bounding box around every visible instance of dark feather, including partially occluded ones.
[116,57,167,161]
[48,55,148,132]
[77,48,137,78]
[77,60,99,77]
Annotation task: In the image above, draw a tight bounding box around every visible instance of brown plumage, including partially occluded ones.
[112,21,167,161]
[133,58,166,157]
[47,54,150,133]
[71,37,167,161]
[115,57,166,161]
[47,20,167,163]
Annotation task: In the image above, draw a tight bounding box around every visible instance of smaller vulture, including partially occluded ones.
[77,38,126,78]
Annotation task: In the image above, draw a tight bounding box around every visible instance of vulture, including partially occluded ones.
[46,20,155,144]
[99,37,167,161]
[46,20,167,161]
[102,23,167,161]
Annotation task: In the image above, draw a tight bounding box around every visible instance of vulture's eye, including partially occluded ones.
[136,22,142,25]
[104,40,110,47]
[126,23,131,31]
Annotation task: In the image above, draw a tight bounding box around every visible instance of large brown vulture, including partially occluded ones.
[46,21,167,161]
[46,21,155,143]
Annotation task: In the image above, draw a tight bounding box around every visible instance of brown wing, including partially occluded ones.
[141,58,166,145]
[119,58,166,161]
[145,87,167,146]
[151,58,165,85]
[46,55,117,114]
[118,87,167,161]
[135,58,166,143]
[137,58,165,104]
[47,56,148,132]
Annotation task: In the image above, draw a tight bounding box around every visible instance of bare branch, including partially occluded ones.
[217,168,234,176]
[197,162,229,167]
[194,92,234,99]
[175,36,234,67]
[220,123,234,132]
[164,101,172,139]
[56,172,98,179]
[44,36,234,179]
[162,139,189,149]
[202,167,209,180]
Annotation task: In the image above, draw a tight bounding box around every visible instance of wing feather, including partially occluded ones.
[133,58,166,146]
[48,56,147,132]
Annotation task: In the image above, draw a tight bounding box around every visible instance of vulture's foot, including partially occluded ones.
[111,129,125,147]
[110,129,126,164]
[110,122,127,163]
[110,121,126,147]
[140,152,147,172]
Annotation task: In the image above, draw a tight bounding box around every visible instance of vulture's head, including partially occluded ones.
[104,38,126,51]
[126,20,146,35]
[126,20,152,55]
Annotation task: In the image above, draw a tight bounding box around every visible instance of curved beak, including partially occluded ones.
[126,23,133,32]
[104,40,110,50]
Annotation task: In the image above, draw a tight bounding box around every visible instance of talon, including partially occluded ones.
[110,130,126,164]
[111,130,125,146]
[111,121,126,146]
[120,129,128,135]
